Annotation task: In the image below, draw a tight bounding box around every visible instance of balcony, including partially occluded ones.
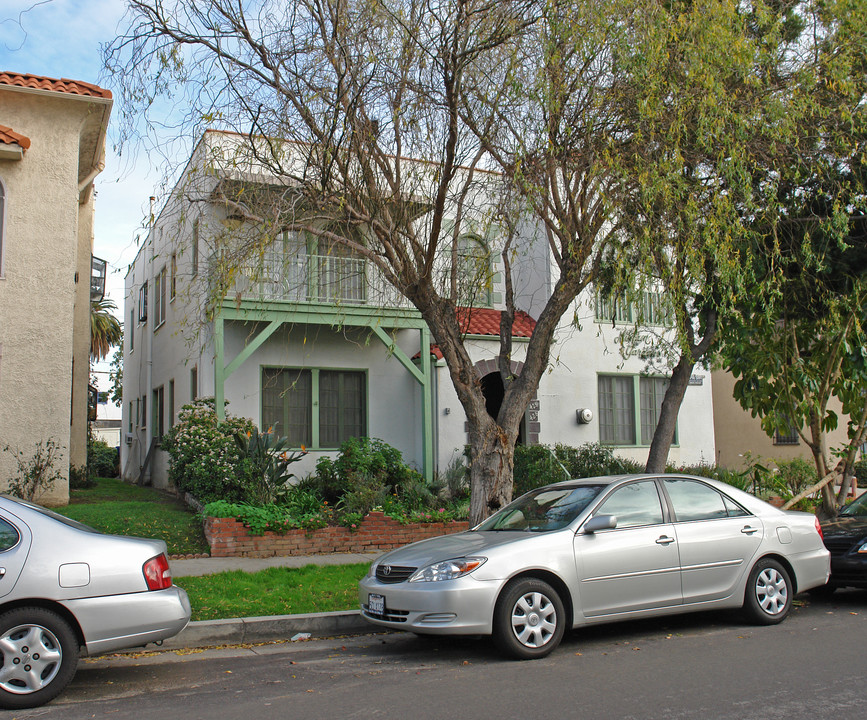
[232,250,412,310]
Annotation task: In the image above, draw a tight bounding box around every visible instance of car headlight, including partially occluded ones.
[856,539,867,554]
[409,557,487,582]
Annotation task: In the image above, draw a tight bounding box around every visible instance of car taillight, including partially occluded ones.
[814,516,824,541]
[143,554,173,590]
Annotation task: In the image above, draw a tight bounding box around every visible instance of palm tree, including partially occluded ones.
[91,298,122,361]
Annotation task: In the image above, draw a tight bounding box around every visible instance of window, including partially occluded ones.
[598,375,676,447]
[594,481,664,529]
[457,235,493,307]
[191,219,199,276]
[595,291,632,324]
[0,518,20,552]
[595,287,671,326]
[774,423,799,446]
[190,366,198,401]
[598,375,635,445]
[140,394,147,430]
[128,401,133,434]
[129,306,135,352]
[639,377,669,445]
[170,253,177,300]
[663,478,749,522]
[154,265,167,327]
[262,367,366,449]
[153,386,165,441]
[168,379,175,430]
[138,282,148,323]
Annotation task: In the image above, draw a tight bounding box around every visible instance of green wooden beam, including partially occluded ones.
[369,324,424,384]
[224,319,283,378]
[214,314,225,421]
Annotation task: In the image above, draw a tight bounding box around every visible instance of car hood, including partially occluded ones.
[374,530,535,568]
[821,516,867,539]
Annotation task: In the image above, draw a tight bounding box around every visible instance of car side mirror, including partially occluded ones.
[583,514,617,534]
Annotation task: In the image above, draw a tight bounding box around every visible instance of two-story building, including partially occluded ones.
[121,130,717,488]
[0,72,112,504]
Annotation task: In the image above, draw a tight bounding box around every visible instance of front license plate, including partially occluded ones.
[368,593,385,616]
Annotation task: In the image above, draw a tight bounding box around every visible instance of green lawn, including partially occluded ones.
[53,477,366,621]
[56,477,210,556]
[176,564,368,621]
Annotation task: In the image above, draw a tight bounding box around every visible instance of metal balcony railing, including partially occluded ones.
[233,251,411,309]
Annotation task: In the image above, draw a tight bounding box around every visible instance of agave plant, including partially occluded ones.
[234,427,306,504]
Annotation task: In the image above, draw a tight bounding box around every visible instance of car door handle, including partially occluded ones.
[655,536,676,545]
[0,568,5,578]
[741,526,759,535]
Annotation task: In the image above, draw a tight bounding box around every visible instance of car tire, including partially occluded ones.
[493,578,565,659]
[742,558,793,625]
[0,607,79,710]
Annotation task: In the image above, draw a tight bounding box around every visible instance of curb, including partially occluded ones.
[155,610,375,651]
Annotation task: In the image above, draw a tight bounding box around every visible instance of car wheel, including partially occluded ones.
[0,607,79,710]
[742,558,793,625]
[493,578,565,659]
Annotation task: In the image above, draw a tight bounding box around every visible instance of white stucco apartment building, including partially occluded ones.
[0,72,112,504]
[121,130,716,488]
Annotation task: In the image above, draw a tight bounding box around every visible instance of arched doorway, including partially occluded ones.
[480,371,526,445]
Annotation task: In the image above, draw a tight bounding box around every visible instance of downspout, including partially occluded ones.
[144,196,156,481]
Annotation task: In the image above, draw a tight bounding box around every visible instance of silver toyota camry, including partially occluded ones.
[0,495,191,709]
[359,474,830,659]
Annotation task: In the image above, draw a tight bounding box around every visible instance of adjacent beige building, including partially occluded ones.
[0,72,112,505]
[712,369,851,472]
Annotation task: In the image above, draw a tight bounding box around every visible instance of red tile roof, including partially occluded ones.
[0,124,30,150]
[419,307,537,360]
[0,72,112,100]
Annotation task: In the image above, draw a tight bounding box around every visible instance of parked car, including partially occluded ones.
[817,491,867,592]
[359,474,830,659]
[0,495,191,709]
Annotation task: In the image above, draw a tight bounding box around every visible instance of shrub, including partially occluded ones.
[853,459,867,487]
[88,437,119,479]
[312,437,419,504]
[161,398,256,503]
[68,464,94,490]
[513,443,642,497]
[3,439,65,501]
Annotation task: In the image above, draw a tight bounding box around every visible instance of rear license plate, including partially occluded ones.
[368,593,385,616]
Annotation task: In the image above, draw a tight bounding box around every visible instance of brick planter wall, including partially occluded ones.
[204,511,470,558]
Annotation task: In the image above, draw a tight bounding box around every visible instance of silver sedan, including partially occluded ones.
[359,474,830,659]
[0,495,191,709]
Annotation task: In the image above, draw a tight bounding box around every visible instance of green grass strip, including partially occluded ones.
[175,564,369,622]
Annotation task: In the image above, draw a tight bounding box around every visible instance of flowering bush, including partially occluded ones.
[161,398,257,503]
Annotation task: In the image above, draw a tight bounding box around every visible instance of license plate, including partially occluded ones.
[368,593,385,616]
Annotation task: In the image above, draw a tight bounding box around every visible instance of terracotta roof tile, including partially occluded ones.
[0,72,112,100]
[0,124,30,150]
[418,307,537,360]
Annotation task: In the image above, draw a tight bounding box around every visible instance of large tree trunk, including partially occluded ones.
[466,417,516,526]
[645,353,693,473]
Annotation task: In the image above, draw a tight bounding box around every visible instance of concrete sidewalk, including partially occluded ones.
[156,553,381,652]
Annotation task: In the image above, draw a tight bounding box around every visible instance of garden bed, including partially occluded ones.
[204,510,470,558]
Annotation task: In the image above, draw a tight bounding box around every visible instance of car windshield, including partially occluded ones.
[475,484,607,532]
[839,492,867,517]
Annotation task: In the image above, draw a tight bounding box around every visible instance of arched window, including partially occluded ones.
[457,234,493,307]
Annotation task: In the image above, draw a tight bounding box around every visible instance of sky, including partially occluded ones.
[1,0,164,312]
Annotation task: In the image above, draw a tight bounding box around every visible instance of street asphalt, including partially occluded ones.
[150,552,382,653]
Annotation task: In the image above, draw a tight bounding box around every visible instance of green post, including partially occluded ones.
[420,326,433,481]
[214,314,225,421]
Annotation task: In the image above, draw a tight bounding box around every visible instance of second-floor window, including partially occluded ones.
[154,265,167,327]
[457,234,493,308]
[595,288,672,327]
[138,282,148,323]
